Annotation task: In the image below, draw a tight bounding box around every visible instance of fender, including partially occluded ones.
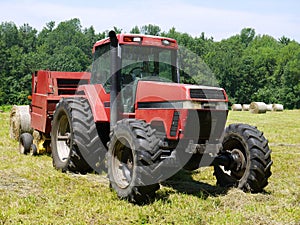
[77,84,110,122]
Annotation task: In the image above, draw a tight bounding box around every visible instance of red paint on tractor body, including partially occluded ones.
[29,34,228,144]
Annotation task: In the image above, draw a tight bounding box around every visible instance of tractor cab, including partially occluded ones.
[91,34,179,113]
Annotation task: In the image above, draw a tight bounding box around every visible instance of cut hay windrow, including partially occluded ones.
[249,102,267,114]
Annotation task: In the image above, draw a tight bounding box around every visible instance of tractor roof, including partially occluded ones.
[93,33,178,53]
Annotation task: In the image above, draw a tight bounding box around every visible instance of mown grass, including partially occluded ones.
[0,110,299,225]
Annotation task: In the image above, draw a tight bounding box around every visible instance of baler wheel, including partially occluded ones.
[19,133,33,154]
[30,144,38,156]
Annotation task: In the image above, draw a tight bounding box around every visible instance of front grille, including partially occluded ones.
[190,89,225,100]
[184,110,227,142]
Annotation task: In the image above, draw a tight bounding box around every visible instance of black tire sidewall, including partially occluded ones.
[31,144,38,156]
[222,131,251,188]
[19,133,33,154]
[108,123,139,199]
[51,101,73,170]
[107,119,161,203]
[215,123,272,192]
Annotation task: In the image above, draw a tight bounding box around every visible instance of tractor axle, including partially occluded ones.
[212,149,246,172]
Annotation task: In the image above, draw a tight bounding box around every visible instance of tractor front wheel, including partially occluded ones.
[214,123,273,192]
[107,119,161,204]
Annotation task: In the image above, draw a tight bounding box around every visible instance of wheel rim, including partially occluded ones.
[19,141,25,154]
[229,149,246,179]
[222,137,247,181]
[111,138,134,189]
[56,114,71,162]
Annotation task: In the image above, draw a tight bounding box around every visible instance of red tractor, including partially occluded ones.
[13,31,272,203]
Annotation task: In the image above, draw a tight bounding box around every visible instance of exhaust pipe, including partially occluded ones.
[109,30,119,130]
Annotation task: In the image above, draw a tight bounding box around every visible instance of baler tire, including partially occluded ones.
[19,133,33,154]
[51,98,106,173]
[214,123,273,192]
[30,144,38,156]
[107,119,161,204]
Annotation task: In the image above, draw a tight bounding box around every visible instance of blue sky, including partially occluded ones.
[0,0,299,41]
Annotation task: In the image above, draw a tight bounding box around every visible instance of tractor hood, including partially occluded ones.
[136,81,228,105]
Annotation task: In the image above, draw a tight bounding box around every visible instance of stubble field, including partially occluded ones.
[0,110,299,224]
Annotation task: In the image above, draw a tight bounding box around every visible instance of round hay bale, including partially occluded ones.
[266,104,273,111]
[232,104,242,111]
[10,105,32,140]
[242,104,250,111]
[272,104,284,112]
[249,102,267,114]
[10,105,20,140]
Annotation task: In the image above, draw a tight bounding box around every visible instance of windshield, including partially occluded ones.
[120,45,178,84]
[91,44,178,92]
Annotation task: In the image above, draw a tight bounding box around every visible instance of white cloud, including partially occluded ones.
[0,0,299,41]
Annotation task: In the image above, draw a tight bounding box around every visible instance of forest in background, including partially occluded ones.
[0,18,299,109]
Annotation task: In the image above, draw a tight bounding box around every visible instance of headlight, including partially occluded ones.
[182,101,202,109]
[216,102,228,110]
[182,101,228,110]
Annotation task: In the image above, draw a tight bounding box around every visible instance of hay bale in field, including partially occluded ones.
[272,104,284,112]
[266,104,273,111]
[9,105,32,140]
[232,104,242,111]
[242,104,250,111]
[249,102,267,114]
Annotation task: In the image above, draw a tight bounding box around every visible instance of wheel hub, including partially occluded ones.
[56,115,71,162]
[213,148,246,173]
[112,141,134,189]
[230,149,246,178]
[231,149,246,170]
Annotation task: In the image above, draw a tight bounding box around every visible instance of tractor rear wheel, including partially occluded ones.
[51,98,106,173]
[214,123,273,192]
[107,119,161,204]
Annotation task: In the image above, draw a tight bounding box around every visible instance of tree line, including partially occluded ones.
[0,18,299,108]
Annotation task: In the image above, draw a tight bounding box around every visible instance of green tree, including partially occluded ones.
[275,41,300,108]
[140,24,161,36]
[0,22,299,109]
[18,23,38,53]
[240,28,255,47]
[205,35,244,103]
[113,26,122,34]
[278,36,291,45]
[244,35,280,103]
[130,26,140,34]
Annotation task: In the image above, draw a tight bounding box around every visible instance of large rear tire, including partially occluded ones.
[51,98,106,173]
[214,123,273,192]
[107,119,161,204]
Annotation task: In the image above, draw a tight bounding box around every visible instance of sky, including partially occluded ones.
[0,0,299,42]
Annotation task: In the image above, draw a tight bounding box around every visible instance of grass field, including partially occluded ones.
[0,110,299,225]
